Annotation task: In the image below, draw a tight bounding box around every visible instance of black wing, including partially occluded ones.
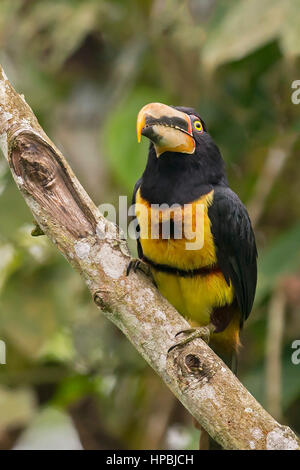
[132,178,143,259]
[208,186,257,325]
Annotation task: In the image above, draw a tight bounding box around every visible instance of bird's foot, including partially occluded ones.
[126,258,151,277]
[168,324,215,353]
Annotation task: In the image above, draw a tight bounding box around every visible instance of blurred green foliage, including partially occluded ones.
[0,0,299,449]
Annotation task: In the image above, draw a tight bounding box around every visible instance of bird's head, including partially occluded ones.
[136,102,227,204]
[137,101,211,157]
[137,101,226,179]
[136,102,204,157]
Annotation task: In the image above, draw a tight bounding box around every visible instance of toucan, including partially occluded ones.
[129,102,257,370]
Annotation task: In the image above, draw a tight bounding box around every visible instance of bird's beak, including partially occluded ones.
[136,102,195,157]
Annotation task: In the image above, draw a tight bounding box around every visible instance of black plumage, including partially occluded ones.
[132,105,257,337]
[208,186,257,324]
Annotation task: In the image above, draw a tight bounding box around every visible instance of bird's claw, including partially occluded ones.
[126,258,151,277]
[168,325,215,353]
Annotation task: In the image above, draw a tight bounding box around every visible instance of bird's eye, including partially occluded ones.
[193,120,203,132]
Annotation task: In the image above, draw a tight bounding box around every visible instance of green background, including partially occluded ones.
[0,0,299,449]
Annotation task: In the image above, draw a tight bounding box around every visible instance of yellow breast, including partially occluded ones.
[135,188,217,270]
[135,188,234,333]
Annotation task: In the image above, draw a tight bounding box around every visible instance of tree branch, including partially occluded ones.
[0,65,299,451]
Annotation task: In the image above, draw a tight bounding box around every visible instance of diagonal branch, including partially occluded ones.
[0,64,299,451]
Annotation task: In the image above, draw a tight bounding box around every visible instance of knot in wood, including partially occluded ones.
[173,347,215,383]
[183,352,213,381]
[22,153,56,188]
[10,132,95,238]
[12,136,56,189]
[185,354,201,371]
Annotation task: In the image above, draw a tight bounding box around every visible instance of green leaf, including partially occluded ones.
[202,0,297,69]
